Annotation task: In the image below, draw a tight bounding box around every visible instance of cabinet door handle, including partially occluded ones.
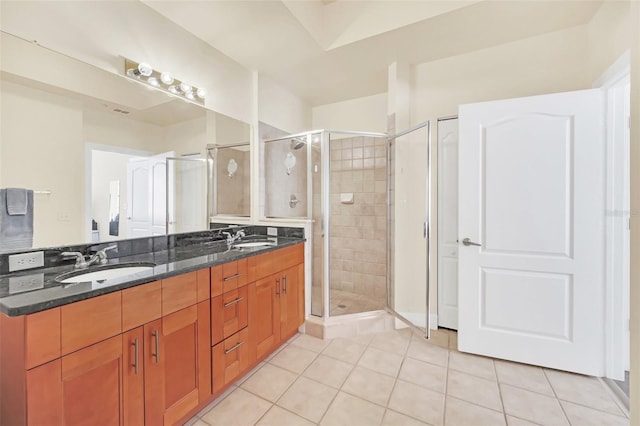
[224,297,244,307]
[276,278,281,296]
[132,337,139,375]
[283,275,287,294]
[224,340,245,355]
[223,273,242,282]
[152,329,160,364]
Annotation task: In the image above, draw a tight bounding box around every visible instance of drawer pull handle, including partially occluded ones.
[283,275,287,294]
[224,297,244,307]
[223,273,242,282]
[152,330,160,364]
[132,337,139,375]
[224,340,245,354]
[276,278,281,296]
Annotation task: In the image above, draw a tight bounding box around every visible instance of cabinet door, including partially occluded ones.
[145,301,211,426]
[60,335,125,426]
[248,277,281,362]
[122,328,145,426]
[280,265,300,339]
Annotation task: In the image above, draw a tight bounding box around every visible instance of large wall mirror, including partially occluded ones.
[0,31,251,251]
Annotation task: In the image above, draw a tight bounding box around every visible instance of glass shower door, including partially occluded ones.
[387,122,431,335]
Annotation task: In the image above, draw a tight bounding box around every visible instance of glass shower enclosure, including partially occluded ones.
[263,125,431,334]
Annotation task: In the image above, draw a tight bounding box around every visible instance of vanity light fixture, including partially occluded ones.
[123,58,206,106]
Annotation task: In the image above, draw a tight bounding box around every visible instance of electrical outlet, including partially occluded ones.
[8,251,44,272]
[9,273,44,294]
[267,227,278,237]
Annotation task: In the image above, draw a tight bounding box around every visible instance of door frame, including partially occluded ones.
[436,115,459,330]
[84,143,152,243]
[596,51,631,380]
[385,120,432,338]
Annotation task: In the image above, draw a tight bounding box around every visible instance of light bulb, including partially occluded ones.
[168,85,179,94]
[147,77,160,87]
[184,90,195,100]
[137,62,153,77]
[180,82,191,93]
[196,87,207,99]
[160,72,174,85]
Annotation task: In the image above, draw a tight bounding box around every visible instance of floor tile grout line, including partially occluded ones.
[441,344,451,426]
[493,358,509,426]
[555,397,631,419]
[597,376,631,418]
[541,369,572,425]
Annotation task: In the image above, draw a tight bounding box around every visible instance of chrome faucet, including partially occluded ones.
[61,245,117,269]
[223,229,246,245]
[61,251,89,269]
[89,245,117,265]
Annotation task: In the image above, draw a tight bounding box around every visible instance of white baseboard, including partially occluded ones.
[430,314,438,330]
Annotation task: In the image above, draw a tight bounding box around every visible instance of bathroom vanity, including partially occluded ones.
[0,230,305,425]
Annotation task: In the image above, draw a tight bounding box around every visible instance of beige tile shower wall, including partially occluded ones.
[329,136,387,299]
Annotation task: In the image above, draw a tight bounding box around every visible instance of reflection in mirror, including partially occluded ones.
[264,136,308,218]
[208,144,250,217]
[108,181,120,237]
[168,156,208,234]
[0,31,251,251]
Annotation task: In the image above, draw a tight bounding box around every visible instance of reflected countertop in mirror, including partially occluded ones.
[0,31,251,253]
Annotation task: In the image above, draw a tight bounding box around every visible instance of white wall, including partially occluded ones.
[312,93,387,132]
[259,74,312,134]
[587,1,632,83]
[83,108,163,154]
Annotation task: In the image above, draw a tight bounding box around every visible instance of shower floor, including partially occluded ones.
[330,288,386,316]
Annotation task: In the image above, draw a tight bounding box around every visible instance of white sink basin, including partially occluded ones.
[232,241,276,249]
[57,264,154,283]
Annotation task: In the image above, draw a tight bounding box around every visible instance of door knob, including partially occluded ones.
[462,238,482,247]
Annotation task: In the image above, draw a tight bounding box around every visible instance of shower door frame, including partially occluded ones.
[385,121,432,338]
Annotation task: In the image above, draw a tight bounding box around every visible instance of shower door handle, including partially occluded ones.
[462,238,482,247]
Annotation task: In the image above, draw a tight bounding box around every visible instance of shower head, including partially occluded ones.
[290,138,305,150]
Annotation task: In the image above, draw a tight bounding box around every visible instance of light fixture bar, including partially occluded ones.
[123,58,206,106]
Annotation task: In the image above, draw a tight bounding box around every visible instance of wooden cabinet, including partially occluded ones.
[249,276,281,361]
[248,243,305,364]
[26,334,130,426]
[145,301,211,425]
[0,242,305,425]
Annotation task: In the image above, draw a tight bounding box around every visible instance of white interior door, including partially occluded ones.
[150,153,172,236]
[167,156,207,234]
[437,118,459,330]
[458,89,605,376]
[126,158,151,238]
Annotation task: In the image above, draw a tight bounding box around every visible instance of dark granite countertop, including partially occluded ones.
[0,236,304,316]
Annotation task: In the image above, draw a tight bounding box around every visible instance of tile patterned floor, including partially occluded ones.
[330,288,385,316]
[186,329,629,426]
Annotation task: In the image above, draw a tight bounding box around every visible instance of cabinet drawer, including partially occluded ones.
[212,328,249,394]
[122,280,161,331]
[211,286,248,345]
[162,272,198,315]
[26,308,61,369]
[273,244,304,272]
[211,259,248,297]
[61,292,122,356]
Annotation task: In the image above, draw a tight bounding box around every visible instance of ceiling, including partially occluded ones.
[143,0,602,106]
